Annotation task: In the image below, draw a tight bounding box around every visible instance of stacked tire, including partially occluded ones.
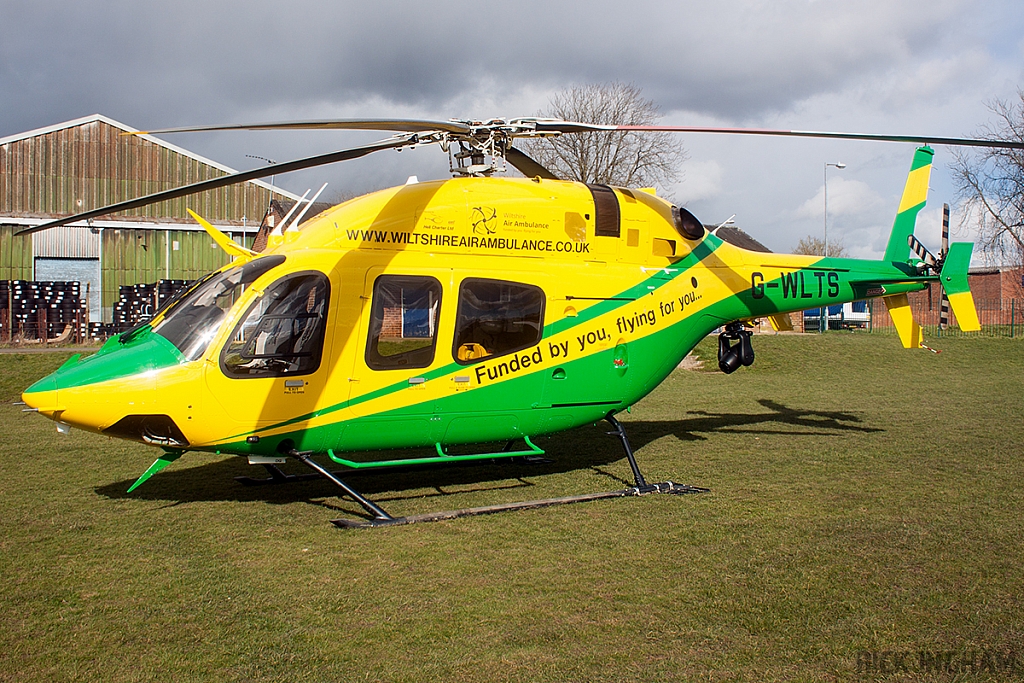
[111,279,191,334]
[1,280,86,341]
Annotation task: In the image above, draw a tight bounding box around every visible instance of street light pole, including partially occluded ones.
[821,161,846,332]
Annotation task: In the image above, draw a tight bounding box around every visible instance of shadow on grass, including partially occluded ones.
[94,399,881,517]
[646,398,883,442]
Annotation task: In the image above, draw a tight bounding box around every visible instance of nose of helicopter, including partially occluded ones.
[21,360,63,418]
[21,326,186,433]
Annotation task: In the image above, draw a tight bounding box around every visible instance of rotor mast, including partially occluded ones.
[434,118,560,177]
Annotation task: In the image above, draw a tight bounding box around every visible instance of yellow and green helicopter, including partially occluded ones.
[18,118,1014,526]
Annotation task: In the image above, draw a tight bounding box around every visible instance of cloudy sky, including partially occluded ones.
[2,0,1022,258]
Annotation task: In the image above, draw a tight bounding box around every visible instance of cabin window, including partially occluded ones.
[365,275,443,370]
[453,278,545,364]
[220,271,329,378]
[587,184,620,237]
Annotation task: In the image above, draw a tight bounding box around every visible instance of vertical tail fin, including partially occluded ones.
[883,146,934,263]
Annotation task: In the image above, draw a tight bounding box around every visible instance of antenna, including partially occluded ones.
[285,183,328,232]
[711,215,736,235]
[271,188,311,237]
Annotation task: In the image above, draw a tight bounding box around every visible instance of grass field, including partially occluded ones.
[2,333,1023,682]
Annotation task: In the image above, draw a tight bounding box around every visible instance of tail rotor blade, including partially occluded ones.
[907,234,938,268]
[939,204,951,330]
[941,203,951,257]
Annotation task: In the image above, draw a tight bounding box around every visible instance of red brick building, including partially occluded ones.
[871,265,1024,329]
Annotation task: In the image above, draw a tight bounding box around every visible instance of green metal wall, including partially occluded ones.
[0,225,33,280]
[1,115,299,320]
[1,224,259,317]
[100,228,256,312]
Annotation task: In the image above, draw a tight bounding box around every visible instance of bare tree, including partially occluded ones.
[951,90,1024,268]
[793,235,848,257]
[520,83,686,191]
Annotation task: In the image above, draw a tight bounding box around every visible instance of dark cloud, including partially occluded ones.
[2,0,1021,254]
[2,0,1000,133]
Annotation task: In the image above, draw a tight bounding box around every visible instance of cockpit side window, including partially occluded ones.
[153,255,285,361]
[220,271,330,378]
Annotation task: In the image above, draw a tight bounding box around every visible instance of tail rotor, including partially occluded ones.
[905,202,980,333]
[939,204,951,331]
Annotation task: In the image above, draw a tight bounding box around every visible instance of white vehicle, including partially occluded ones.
[804,301,871,330]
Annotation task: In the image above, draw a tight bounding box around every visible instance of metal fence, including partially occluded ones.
[864,298,1022,338]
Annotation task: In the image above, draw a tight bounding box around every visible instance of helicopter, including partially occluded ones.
[17,116,1013,527]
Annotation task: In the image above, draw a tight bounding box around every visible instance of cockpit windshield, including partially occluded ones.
[153,256,286,361]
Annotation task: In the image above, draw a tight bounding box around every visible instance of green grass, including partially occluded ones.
[2,334,1023,682]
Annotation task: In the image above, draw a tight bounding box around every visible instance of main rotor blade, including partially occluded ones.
[528,119,1024,149]
[16,136,415,235]
[131,116,1024,150]
[134,118,473,136]
[530,120,618,134]
[614,125,1024,150]
[505,147,559,180]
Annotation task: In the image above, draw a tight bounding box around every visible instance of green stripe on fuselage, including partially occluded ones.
[747,256,927,316]
[23,328,183,395]
[213,300,721,457]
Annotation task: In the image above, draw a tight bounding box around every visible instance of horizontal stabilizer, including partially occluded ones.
[884,293,922,349]
[939,242,981,332]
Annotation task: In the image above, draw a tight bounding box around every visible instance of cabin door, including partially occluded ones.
[204,270,333,428]
[337,268,447,452]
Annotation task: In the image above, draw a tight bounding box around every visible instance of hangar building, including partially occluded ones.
[0,114,300,324]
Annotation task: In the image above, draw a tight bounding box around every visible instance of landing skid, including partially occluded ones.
[330,482,707,528]
[290,414,708,527]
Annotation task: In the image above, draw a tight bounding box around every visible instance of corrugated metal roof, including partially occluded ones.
[0,115,303,227]
[713,225,772,253]
[0,114,300,201]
